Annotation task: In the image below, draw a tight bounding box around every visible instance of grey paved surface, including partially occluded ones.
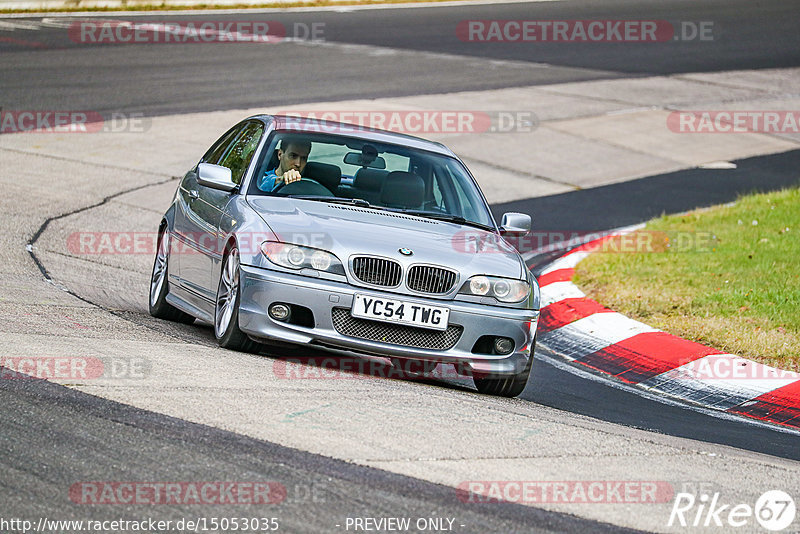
[2,2,800,532]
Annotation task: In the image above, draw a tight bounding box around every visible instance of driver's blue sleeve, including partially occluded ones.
[257,169,279,192]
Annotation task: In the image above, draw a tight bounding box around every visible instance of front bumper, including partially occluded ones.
[238,264,539,376]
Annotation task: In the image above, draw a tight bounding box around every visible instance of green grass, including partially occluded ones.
[573,186,800,371]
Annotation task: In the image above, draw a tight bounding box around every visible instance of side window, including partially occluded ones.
[202,125,242,165]
[217,122,265,185]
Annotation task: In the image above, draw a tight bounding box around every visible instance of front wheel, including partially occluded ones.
[472,341,534,398]
[149,227,195,324]
[215,246,262,353]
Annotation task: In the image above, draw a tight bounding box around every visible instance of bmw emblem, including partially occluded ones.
[399,248,413,256]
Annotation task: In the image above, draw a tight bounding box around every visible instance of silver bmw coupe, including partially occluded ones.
[149,115,540,397]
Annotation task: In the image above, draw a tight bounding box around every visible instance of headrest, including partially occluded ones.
[266,148,280,171]
[354,168,389,192]
[303,162,342,193]
[380,171,425,209]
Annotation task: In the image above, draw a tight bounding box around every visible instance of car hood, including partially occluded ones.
[247,197,524,280]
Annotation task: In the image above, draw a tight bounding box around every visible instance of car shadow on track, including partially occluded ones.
[258,346,479,393]
[168,317,479,393]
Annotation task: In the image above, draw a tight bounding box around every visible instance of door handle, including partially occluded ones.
[188,190,199,200]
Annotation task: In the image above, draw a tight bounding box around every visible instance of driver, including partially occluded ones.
[257,137,311,192]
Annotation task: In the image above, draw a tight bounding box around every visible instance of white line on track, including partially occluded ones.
[283,36,558,70]
[0,0,562,18]
[0,19,42,29]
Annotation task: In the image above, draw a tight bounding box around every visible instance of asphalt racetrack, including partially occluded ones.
[1,0,800,532]
[1,0,799,115]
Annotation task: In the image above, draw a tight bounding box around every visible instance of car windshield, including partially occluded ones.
[248,131,495,229]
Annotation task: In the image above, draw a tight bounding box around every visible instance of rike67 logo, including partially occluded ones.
[669,490,796,531]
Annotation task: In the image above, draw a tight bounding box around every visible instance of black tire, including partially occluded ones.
[214,246,262,353]
[472,338,535,398]
[149,227,196,324]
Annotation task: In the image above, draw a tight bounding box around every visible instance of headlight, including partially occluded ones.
[459,275,529,303]
[260,241,345,275]
[469,276,491,295]
[310,250,332,270]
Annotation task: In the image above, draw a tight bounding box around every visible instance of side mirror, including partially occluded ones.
[499,212,531,236]
[197,163,236,192]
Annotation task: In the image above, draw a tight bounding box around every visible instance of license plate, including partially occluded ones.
[351,294,450,331]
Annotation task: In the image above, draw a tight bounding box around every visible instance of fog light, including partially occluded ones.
[494,337,514,355]
[269,303,291,322]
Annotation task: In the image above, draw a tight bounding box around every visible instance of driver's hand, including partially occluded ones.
[281,169,302,185]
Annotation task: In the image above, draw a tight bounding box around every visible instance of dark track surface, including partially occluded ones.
[494,149,800,235]
[0,372,642,534]
[2,1,799,531]
[1,0,799,115]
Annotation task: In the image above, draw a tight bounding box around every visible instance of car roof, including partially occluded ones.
[249,114,458,158]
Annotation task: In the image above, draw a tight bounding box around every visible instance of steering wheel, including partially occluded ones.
[273,178,332,196]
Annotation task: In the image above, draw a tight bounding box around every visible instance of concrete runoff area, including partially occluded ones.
[2,68,800,532]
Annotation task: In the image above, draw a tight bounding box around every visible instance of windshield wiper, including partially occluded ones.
[393,210,495,231]
[290,196,373,208]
